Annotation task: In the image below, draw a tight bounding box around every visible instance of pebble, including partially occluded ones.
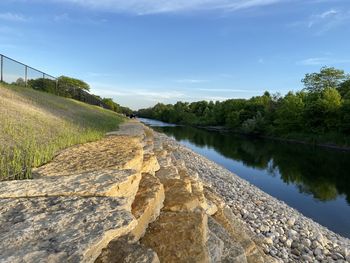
[287,217,296,227]
[314,247,323,257]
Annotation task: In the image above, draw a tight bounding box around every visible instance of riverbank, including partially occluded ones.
[156,132,350,262]
[1,120,349,262]
[0,121,277,262]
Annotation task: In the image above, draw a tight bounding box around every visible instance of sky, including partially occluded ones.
[1,0,350,109]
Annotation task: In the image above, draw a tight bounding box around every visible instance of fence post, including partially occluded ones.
[25,65,28,87]
[0,54,3,82]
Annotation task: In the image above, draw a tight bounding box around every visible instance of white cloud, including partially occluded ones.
[51,0,283,15]
[0,13,27,22]
[297,57,350,66]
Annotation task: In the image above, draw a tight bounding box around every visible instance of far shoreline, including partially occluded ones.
[139,118,350,152]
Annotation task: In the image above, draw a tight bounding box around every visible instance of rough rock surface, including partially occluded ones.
[33,135,143,177]
[0,169,140,199]
[0,196,136,263]
[208,217,248,263]
[141,211,210,263]
[131,173,165,241]
[95,235,160,263]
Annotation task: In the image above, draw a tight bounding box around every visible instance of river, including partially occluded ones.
[139,118,350,239]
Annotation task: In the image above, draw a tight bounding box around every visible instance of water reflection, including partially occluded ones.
[154,125,350,204]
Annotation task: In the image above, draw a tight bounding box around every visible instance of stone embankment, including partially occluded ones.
[1,120,347,263]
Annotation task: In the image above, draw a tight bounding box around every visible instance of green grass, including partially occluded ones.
[0,83,125,180]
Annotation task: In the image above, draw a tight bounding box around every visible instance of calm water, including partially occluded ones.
[139,118,350,238]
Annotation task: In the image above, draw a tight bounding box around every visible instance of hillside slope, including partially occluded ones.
[0,83,124,180]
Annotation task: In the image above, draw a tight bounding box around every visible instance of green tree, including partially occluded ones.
[102,98,120,112]
[275,92,304,133]
[58,76,90,91]
[302,67,349,93]
[303,88,342,132]
[338,79,350,98]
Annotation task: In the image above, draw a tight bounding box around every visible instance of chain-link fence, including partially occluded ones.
[0,54,112,109]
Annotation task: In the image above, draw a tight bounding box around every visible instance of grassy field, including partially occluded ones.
[0,83,125,180]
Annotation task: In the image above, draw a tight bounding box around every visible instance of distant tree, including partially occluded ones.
[27,78,57,94]
[302,67,349,93]
[338,79,350,99]
[275,92,304,133]
[303,88,342,132]
[102,98,120,112]
[340,99,350,132]
[241,112,265,134]
[58,76,90,91]
[15,78,25,86]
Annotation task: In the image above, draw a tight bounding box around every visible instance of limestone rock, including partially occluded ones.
[141,154,160,175]
[131,173,165,240]
[33,135,143,177]
[162,178,201,212]
[155,166,179,182]
[207,231,224,263]
[0,196,137,263]
[208,216,247,263]
[95,235,159,263]
[141,211,209,263]
[204,187,266,263]
[0,169,141,200]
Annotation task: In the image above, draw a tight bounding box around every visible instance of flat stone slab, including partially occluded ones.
[0,169,141,199]
[0,196,137,263]
[33,135,143,177]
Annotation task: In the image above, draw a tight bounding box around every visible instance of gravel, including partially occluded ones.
[157,133,350,263]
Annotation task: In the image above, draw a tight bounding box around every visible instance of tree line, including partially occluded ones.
[137,67,350,145]
[12,75,133,116]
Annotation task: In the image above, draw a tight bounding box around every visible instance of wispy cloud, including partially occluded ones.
[51,0,283,15]
[297,57,350,66]
[291,8,350,35]
[0,12,27,22]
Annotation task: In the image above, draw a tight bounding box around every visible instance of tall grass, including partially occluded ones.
[0,83,125,180]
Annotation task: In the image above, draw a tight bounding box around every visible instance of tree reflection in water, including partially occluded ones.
[154,125,350,205]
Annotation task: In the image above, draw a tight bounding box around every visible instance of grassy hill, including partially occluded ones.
[0,83,125,180]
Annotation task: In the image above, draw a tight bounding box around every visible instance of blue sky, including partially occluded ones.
[1,0,350,109]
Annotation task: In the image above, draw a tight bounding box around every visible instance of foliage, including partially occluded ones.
[137,67,350,146]
[302,66,349,93]
[58,75,90,91]
[102,98,120,112]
